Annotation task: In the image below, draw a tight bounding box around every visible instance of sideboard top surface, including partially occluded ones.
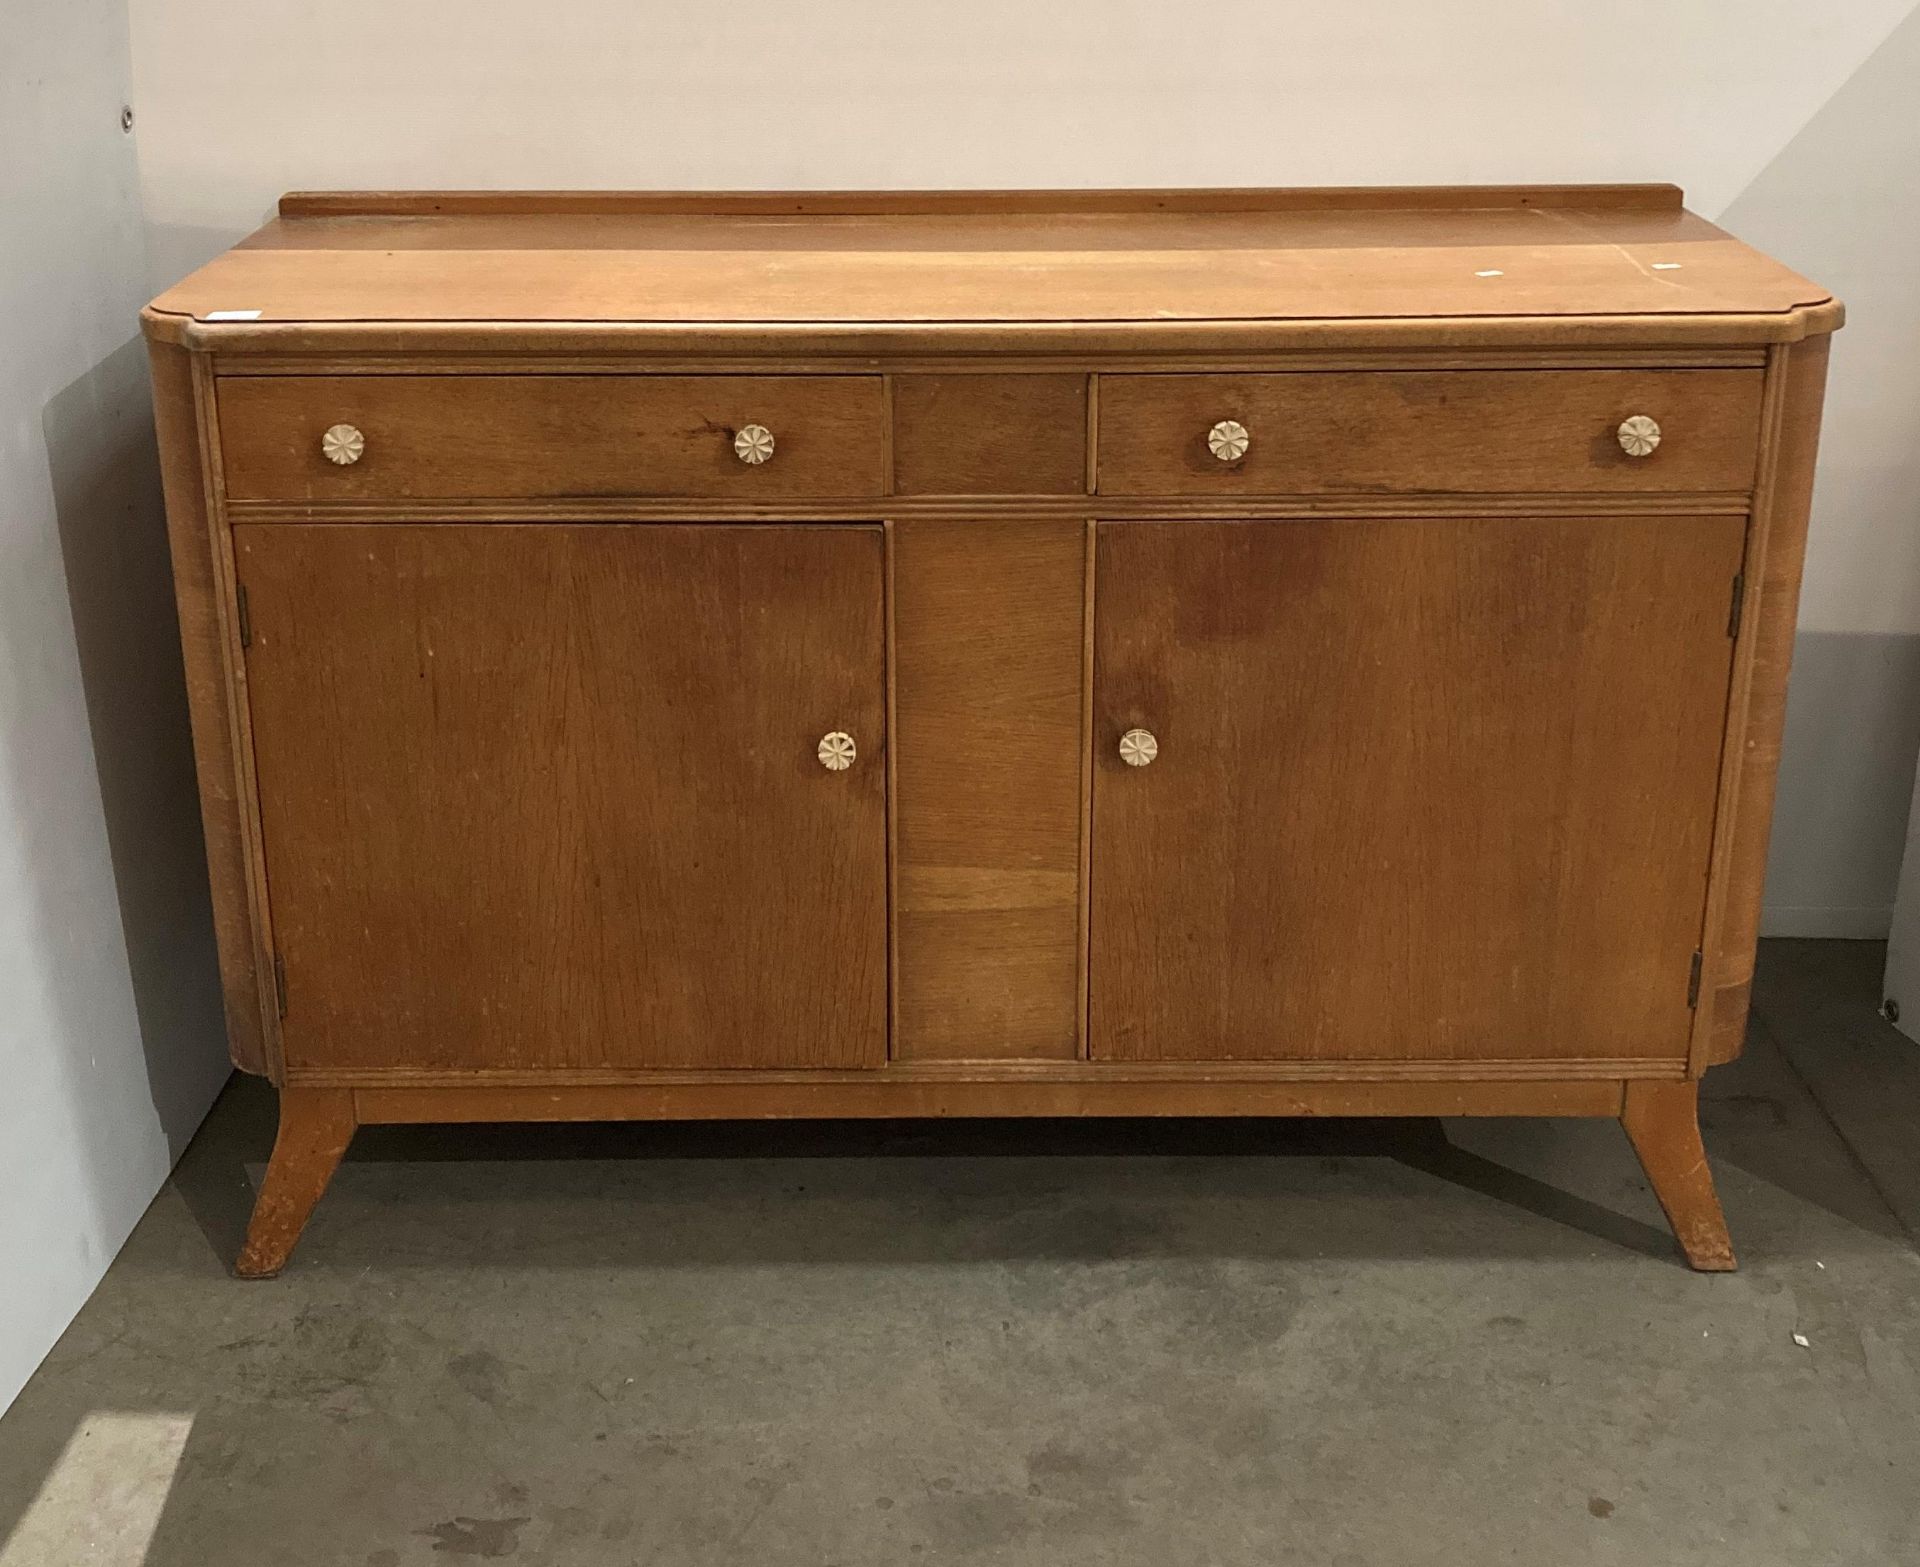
[143,185,1839,350]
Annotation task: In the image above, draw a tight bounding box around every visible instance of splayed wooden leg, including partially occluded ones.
[236,1087,357,1279]
[1621,1078,1735,1272]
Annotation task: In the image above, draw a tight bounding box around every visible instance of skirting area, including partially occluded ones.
[1,938,1915,1564]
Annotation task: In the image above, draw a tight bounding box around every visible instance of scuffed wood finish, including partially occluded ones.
[1091,516,1744,1064]
[146,188,1836,352]
[140,186,1840,1273]
[1702,337,1833,1066]
[235,1087,357,1278]
[1096,370,1764,495]
[218,375,886,500]
[891,375,1088,494]
[1621,1080,1735,1271]
[147,342,271,1077]
[237,524,888,1073]
[892,518,1086,1060]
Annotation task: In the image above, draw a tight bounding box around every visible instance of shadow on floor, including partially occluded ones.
[162,935,1920,1278]
[2,938,1916,1566]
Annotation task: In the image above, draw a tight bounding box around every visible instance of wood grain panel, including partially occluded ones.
[217,375,885,500]
[1090,515,1745,1064]
[150,193,1832,333]
[237,524,887,1072]
[891,375,1087,494]
[1097,370,1763,495]
[148,342,272,1075]
[1703,336,1833,1065]
[892,518,1086,1059]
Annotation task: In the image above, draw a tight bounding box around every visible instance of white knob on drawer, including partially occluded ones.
[1118,727,1159,767]
[1207,419,1250,463]
[734,423,776,465]
[817,731,856,771]
[320,423,365,465]
[1617,415,1662,457]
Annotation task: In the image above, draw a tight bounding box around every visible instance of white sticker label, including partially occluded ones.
[204,309,264,321]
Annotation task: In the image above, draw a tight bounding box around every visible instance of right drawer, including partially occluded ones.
[1095,369,1765,495]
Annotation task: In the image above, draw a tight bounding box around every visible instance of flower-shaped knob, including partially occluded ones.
[1207,419,1250,463]
[320,423,365,465]
[1118,727,1159,768]
[734,423,776,465]
[817,731,856,771]
[1617,415,1662,458]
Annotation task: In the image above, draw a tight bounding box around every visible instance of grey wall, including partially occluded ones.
[0,0,230,1414]
[1721,6,1920,936]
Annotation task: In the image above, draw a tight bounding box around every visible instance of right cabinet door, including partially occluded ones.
[1089,515,1746,1066]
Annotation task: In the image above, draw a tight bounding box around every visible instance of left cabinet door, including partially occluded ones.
[236,523,889,1074]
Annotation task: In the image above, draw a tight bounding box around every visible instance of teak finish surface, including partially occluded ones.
[1090,515,1744,1064]
[1701,337,1832,1067]
[143,187,1840,1274]
[891,375,1088,495]
[238,523,889,1072]
[1095,370,1763,495]
[148,341,271,1075]
[218,375,887,500]
[148,188,1832,342]
[891,518,1087,1061]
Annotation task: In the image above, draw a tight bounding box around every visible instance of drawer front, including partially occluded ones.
[1096,369,1764,495]
[891,374,1088,494]
[218,375,887,501]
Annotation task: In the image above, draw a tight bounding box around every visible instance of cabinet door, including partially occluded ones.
[1090,516,1745,1065]
[238,524,887,1073]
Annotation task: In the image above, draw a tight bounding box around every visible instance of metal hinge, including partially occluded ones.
[1687,949,1704,1009]
[273,952,288,1019]
[1727,571,1745,640]
[236,583,253,650]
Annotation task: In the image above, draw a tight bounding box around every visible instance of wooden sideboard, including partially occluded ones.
[143,185,1839,1275]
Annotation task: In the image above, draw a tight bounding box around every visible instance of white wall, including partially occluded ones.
[120,0,1920,938]
[1,0,230,1414]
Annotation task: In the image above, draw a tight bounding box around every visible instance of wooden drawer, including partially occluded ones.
[217,375,887,501]
[1095,369,1764,495]
[891,374,1088,494]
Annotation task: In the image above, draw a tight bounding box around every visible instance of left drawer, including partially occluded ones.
[216,375,888,501]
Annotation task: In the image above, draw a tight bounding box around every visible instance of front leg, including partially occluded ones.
[236,1087,357,1278]
[1621,1078,1735,1272]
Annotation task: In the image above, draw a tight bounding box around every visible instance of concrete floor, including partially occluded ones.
[2,939,1917,1566]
